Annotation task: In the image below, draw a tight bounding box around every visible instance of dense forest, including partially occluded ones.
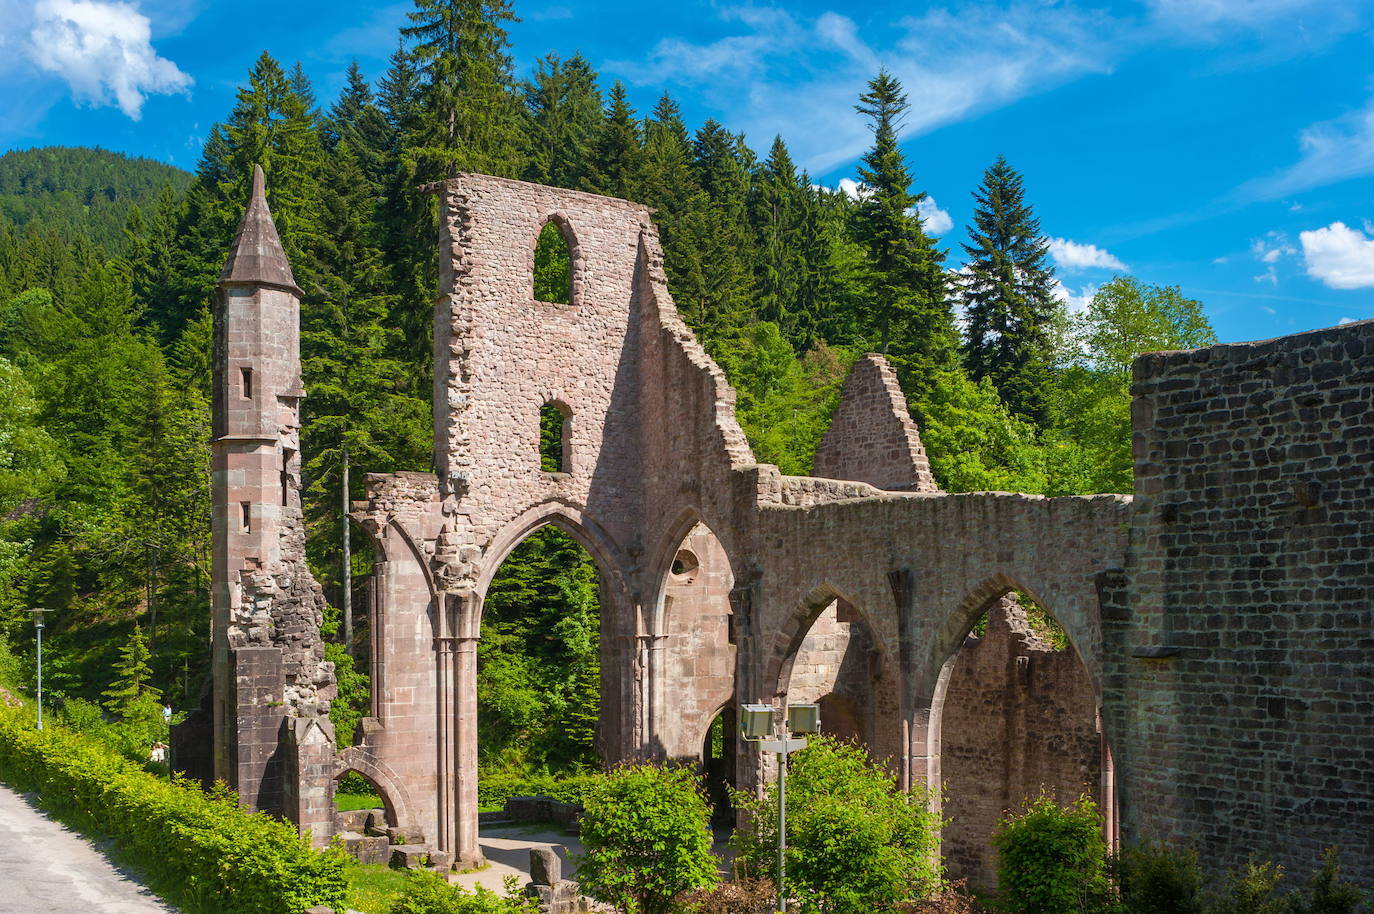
[0,0,1216,781]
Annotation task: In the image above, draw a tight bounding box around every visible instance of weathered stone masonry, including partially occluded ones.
[193,170,1374,885]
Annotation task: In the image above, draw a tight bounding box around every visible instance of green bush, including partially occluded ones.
[733,735,942,913]
[0,706,347,913]
[477,770,600,811]
[574,762,719,914]
[1115,842,1204,914]
[1207,859,1287,914]
[992,793,1112,914]
[387,871,535,914]
[1289,849,1369,914]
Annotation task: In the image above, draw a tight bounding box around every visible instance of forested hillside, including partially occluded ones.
[0,0,1216,781]
[0,147,191,254]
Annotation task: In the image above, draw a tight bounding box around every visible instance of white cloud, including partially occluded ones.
[1146,0,1335,28]
[1299,222,1374,290]
[28,0,190,120]
[1338,316,1357,325]
[1052,279,1099,315]
[1047,237,1127,271]
[835,177,863,199]
[917,196,953,235]
[1239,94,1374,199]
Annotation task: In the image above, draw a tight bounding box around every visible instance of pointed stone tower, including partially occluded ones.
[211,165,336,843]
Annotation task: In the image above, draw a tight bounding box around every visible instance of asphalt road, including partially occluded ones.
[0,782,175,913]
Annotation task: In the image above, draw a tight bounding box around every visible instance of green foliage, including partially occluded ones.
[345,860,413,914]
[992,793,1113,914]
[533,221,571,304]
[388,871,535,914]
[476,769,600,812]
[0,147,190,254]
[0,706,347,913]
[1208,860,1288,914]
[480,526,600,773]
[1115,842,1205,914]
[1077,277,1217,379]
[960,156,1058,426]
[919,369,1047,494]
[733,735,943,912]
[1288,849,1368,914]
[574,763,719,914]
[102,623,159,713]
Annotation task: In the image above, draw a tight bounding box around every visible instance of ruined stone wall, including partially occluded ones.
[942,596,1103,890]
[813,354,939,492]
[1107,319,1374,883]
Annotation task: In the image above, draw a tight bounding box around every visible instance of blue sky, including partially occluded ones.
[1,0,1372,343]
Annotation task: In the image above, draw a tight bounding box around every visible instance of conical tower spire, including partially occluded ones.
[219,164,303,295]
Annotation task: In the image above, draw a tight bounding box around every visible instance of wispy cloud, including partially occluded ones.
[28,0,191,120]
[1237,93,1374,199]
[609,2,1120,172]
[1048,237,1127,271]
[1299,221,1374,289]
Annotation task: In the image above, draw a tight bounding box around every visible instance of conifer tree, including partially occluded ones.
[521,52,602,189]
[850,70,955,403]
[749,136,803,339]
[103,624,160,713]
[640,94,699,297]
[326,62,391,195]
[961,155,1057,426]
[402,0,523,179]
[581,81,642,200]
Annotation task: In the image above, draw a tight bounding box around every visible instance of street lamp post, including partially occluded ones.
[29,608,48,731]
[742,701,821,913]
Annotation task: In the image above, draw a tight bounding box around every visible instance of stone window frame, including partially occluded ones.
[529,212,581,308]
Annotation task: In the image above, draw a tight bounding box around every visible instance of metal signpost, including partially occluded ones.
[741,701,820,914]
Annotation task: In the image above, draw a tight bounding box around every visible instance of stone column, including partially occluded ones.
[453,632,482,867]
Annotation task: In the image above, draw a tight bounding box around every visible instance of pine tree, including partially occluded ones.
[326,62,391,195]
[851,70,956,403]
[749,136,803,339]
[103,624,161,713]
[521,52,602,189]
[581,81,642,200]
[402,0,524,180]
[961,155,1058,426]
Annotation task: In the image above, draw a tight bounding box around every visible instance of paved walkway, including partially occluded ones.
[0,783,175,914]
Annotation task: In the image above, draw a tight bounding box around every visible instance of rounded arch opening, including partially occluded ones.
[929,580,1114,891]
[532,214,576,305]
[333,748,416,831]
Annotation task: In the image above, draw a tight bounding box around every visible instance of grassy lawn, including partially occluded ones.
[344,860,410,914]
[337,789,384,812]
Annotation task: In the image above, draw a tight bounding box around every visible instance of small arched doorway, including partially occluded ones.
[701,706,737,828]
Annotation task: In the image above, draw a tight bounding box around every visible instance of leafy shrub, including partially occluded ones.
[387,871,535,914]
[1207,859,1286,914]
[574,762,719,914]
[477,770,600,811]
[1115,842,1204,914]
[1288,849,1369,914]
[733,735,942,913]
[992,793,1112,914]
[0,706,346,913]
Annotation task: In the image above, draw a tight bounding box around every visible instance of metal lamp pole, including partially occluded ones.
[745,702,818,914]
[30,608,48,730]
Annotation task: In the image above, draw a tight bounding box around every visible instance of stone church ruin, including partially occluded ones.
[179,168,1374,885]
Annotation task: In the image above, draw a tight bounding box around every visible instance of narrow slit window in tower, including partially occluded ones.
[241,367,253,399]
[240,502,252,535]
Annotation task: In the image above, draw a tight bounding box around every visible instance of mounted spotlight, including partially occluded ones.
[787,702,820,736]
[740,703,775,741]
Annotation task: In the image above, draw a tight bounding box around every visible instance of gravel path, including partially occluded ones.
[0,782,175,914]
